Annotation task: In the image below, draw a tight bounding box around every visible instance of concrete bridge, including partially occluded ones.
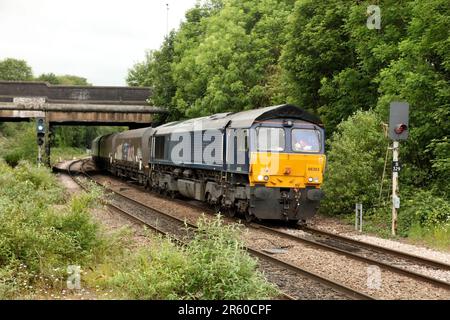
[0,81,167,165]
[0,81,166,127]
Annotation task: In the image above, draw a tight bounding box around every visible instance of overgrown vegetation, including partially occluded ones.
[0,122,122,166]
[0,161,276,299]
[91,216,276,299]
[0,161,105,298]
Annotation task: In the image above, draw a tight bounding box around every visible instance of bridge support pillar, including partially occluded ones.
[42,118,53,167]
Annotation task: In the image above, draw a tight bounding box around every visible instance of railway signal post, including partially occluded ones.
[389,102,409,236]
[36,117,45,166]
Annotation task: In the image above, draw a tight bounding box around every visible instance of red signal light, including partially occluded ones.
[394,123,408,134]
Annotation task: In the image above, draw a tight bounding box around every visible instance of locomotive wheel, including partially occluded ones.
[224,208,236,218]
[244,210,254,223]
[213,203,222,214]
[288,220,300,227]
[169,191,177,199]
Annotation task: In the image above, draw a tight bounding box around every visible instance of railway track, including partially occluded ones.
[65,159,376,300]
[142,175,450,291]
[129,176,450,291]
[251,224,450,291]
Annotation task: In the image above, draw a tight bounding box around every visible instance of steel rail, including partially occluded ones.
[120,176,450,290]
[252,224,450,291]
[301,226,450,271]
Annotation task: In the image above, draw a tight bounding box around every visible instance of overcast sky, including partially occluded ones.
[0,0,198,86]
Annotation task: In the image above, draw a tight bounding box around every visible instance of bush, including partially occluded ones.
[321,110,390,215]
[398,190,450,235]
[0,160,105,298]
[0,123,37,167]
[184,216,276,299]
[94,216,277,300]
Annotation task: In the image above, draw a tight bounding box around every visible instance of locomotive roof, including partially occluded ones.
[115,127,153,139]
[154,104,322,135]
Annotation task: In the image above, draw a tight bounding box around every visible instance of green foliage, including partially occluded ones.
[53,125,123,149]
[0,123,38,166]
[427,138,450,198]
[174,0,295,117]
[127,32,179,121]
[0,58,33,81]
[408,223,450,250]
[50,147,87,166]
[0,161,104,298]
[280,0,412,133]
[376,0,450,195]
[95,216,276,300]
[399,190,450,233]
[184,216,275,299]
[127,0,294,119]
[280,0,354,120]
[36,73,91,86]
[321,111,390,215]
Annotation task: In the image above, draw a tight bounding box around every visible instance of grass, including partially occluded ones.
[0,160,108,299]
[408,223,450,250]
[0,160,277,300]
[87,216,277,300]
[50,147,88,166]
[338,207,450,250]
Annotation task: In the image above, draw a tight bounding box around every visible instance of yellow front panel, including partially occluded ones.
[249,152,326,188]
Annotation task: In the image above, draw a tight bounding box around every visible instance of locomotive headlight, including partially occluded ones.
[258,175,264,181]
[313,178,319,183]
[264,175,269,181]
[308,177,313,183]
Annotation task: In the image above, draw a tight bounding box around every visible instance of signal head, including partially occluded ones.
[394,123,408,135]
[36,118,46,134]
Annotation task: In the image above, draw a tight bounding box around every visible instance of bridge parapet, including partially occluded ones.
[0,81,152,105]
[0,81,167,125]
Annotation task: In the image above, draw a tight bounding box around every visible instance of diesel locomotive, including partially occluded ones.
[92,104,326,222]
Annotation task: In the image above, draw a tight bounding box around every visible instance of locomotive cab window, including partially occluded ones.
[256,127,285,152]
[292,129,321,153]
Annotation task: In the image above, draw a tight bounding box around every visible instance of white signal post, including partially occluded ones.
[37,145,42,167]
[391,140,399,236]
[389,102,409,237]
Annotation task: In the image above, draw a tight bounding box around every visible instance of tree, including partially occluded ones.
[0,58,33,81]
[36,73,91,85]
[172,0,295,118]
[376,0,450,198]
[35,73,60,84]
[56,75,90,86]
[280,0,354,120]
[280,0,412,133]
[321,111,390,215]
[127,32,179,120]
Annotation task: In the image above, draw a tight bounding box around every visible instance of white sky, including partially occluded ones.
[0,0,198,86]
